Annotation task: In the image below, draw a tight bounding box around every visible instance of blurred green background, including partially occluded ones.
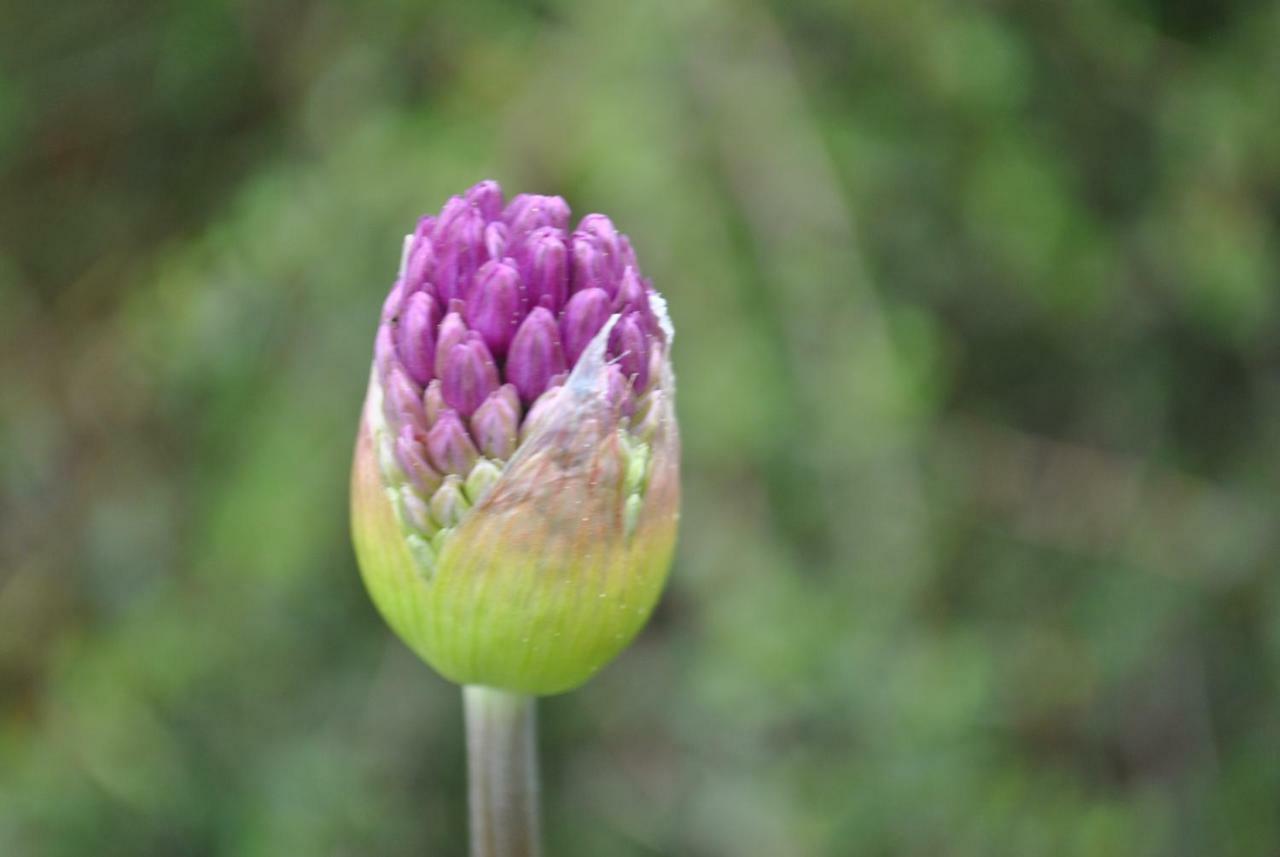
[2,0,1278,855]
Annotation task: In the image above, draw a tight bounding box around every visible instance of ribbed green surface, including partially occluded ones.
[351,378,679,695]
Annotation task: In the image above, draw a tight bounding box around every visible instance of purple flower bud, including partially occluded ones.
[414,215,436,241]
[506,307,567,404]
[395,424,442,495]
[465,259,522,359]
[647,339,666,386]
[434,308,469,376]
[440,333,500,418]
[403,235,435,295]
[614,268,660,342]
[504,194,570,238]
[483,221,508,260]
[375,323,397,377]
[560,287,611,366]
[424,379,445,425]
[608,311,650,391]
[471,384,521,460]
[381,278,407,322]
[577,214,621,275]
[396,291,439,385]
[426,409,479,475]
[570,233,612,297]
[519,227,568,312]
[384,365,426,429]
[355,180,680,695]
[618,234,638,273]
[434,198,485,303]
[466,180,504,221]
[613,266,646,314]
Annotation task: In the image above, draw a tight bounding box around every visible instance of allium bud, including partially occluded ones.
[471,385,521,460]
[504,193,571,239]
[465,259,521,359]
[507,307,567,405]
[441,333,501,418]
[561,287,612,366]
[434,198,485,304]
[351,181,679,695]
[519,226,569,311]
[396,291,439,385]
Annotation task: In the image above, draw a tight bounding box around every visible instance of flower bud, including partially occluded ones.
[471,385,521,460]
[398,484,434,534]
[427,409,480,475]
[560,287,611,366]
[395,424,443,495]
[383,365,425,429]
[434,307,469,376]
[466,180,504,222]
[465,259,521,359]
[483,221,508,260]
[396,291,439,385]
[506,307,567,405]
[607,310,651,392]
[440,333,500,418]
[434,198,484,304]
[504,193,571,239]
[519,227,569,311]
[352,181,679,695]
[403,234,435,295]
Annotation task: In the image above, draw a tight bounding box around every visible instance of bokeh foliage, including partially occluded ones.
[2,0,1278,855]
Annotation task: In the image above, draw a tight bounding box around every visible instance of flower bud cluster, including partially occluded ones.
[368,181,672,582]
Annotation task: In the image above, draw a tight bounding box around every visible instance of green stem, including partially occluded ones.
[463,685,542,857]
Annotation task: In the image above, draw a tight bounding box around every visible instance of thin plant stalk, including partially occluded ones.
[464,685,542,857]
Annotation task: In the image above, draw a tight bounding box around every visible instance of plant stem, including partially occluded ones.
[464,685,542,857]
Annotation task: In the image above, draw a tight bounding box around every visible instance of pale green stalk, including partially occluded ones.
[464,686,542,857]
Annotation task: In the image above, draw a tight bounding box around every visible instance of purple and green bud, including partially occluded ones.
[351,180,679,695]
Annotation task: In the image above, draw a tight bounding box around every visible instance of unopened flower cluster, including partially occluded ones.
[372,181,668,570]
[352,180,679,694]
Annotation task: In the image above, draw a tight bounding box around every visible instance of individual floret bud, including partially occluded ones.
[434,198,485,303]
[471,385,521,460]
[506,307,567,405]
[398,484,435,534]
[464,458,503,505]
[607,310,651,391]
[430,475,471,529]
[396,291,440,385]
[504,193,571,239]
[383,365,426,429]
[402,233,435,295]
[426,409,480,475]
[560,287,611,366]
[519,227,569,311]
[483,221,508,260]
[466,180,504,222]
[465,259,521,359]
[424,379,446,425]
[395,424,443,495]
[440,333,500,418]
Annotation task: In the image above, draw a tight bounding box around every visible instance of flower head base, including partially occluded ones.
[352,181,678,695]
